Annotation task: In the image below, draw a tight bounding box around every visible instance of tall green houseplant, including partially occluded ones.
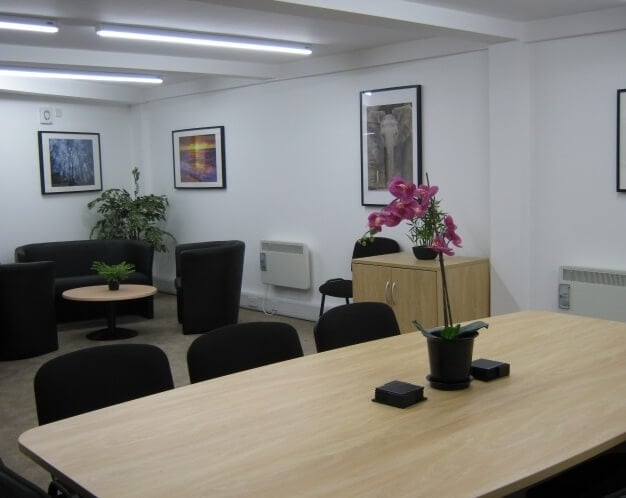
[88,167,173,252]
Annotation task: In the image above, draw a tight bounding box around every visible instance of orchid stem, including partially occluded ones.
[438,253,452,328]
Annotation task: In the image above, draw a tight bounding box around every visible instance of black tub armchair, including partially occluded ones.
[175,240,245,334]
[0,261,58,361]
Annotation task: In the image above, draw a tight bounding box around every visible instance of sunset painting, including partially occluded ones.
[178,134,217,182]
[172,126,225,189]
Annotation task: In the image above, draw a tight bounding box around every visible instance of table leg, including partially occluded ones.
[86,301,138,341]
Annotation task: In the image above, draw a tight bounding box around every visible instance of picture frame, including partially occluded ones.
[172,126,226,189]
[38,131,102,195]
[618,89,626,191]
[360,85,422,206]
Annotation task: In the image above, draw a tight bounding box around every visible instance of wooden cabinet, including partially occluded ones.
[352,252,490,333]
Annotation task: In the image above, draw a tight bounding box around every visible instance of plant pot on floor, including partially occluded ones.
[424,329,478,390]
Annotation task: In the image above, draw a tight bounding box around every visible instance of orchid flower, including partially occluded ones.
[359,175,474,338]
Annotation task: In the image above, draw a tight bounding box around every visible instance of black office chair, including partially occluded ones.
[174,240,245,334]
[0,261,58,361]
[314,301,400,352]
[34,344,174,425]
[318,237,399,316]
[0,457,76,498]
[526,452,626,498]
[187,322,304,383]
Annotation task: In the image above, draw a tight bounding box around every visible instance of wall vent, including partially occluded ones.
[559,265,626,322]
[260,240,310,290]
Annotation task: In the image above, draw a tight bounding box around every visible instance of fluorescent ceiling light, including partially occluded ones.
[0,67,162,84]
[96,24,312,55]
[0,15,58,33]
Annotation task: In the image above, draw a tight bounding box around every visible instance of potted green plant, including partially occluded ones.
[91,261,136,290]
[87,167,173,253]
[360,176,488,390]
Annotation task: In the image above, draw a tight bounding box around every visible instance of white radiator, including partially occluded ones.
[558,265,626,322]
[260,240,310,290]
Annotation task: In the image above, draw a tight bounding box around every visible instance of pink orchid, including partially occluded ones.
[388,177,417,201]
[430,235,455,256]
[359,176,464,332]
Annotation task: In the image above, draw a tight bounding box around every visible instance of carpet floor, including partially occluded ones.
[0,292,316,489]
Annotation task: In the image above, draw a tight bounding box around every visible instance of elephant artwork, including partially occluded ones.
[366,103,414,190]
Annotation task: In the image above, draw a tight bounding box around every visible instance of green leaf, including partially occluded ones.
[411,319,428,334]
[415,320,489,340]
[441,324,461,339]
[459,320,489,334]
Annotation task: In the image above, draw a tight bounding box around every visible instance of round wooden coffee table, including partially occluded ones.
[62,284,157,341]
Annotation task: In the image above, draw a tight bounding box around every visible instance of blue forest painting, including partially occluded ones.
[49,138,95,187]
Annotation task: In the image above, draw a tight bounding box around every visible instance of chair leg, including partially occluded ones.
[319,294,326,317]
[345,298,350,305]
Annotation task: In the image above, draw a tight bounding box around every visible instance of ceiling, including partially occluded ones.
[1,0,626,103]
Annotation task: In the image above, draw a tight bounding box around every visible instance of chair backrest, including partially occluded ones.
[187,322,304,383]
[0,457,49,498]
[175,241,224,279]
[314,301,401,352]
[34,344,174,425]
[175,240,245,334]
[0,261,57,361]
[352,237,400,260]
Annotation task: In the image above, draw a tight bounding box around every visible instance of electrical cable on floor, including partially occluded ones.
[261,284,277,316]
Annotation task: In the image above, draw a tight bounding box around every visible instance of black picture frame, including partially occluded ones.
[172,126,226,189]
[618,89,626,191]
[360,85,422,206]
[38,131,102,195]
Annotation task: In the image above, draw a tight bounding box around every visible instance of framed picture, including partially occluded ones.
[172,126,226,189]
[618,89,626,191]
[38,131,102,195]
[360,85,422,206]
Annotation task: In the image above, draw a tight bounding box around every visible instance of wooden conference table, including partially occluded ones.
[18,311,626,497]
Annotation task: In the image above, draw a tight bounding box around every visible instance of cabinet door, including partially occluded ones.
[352,264,391,304]
[391,268,439,332]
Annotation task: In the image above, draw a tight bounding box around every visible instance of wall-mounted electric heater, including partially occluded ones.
[559,265,626,322]
[260,240,311,290]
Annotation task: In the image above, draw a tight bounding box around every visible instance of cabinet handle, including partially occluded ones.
[391,281,397,306]
[384,281,391,304]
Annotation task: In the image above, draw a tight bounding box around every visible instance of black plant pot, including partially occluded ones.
[425,331,477,390]
[108,281,120,291]
[412,245,438,260]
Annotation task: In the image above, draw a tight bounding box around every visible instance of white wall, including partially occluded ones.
[0,97,133,263]
[488,42,532,315]
[140,50,490,318]
[530,30,626,311]
[5,28,626,321]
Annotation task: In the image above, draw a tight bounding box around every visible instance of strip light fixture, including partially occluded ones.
[0,66,163,84]
[96,24,312,55]
[0,15,58,33]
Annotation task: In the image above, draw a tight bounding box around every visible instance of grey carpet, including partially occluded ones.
[0,292,316,489]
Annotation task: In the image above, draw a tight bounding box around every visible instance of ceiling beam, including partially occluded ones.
[275,0,522,41]
[0,44,278,80]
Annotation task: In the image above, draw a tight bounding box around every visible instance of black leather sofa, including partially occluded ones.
[15,239,154,322]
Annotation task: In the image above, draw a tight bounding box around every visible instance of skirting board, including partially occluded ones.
[239,292,318,322]
[153,277,319,322]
